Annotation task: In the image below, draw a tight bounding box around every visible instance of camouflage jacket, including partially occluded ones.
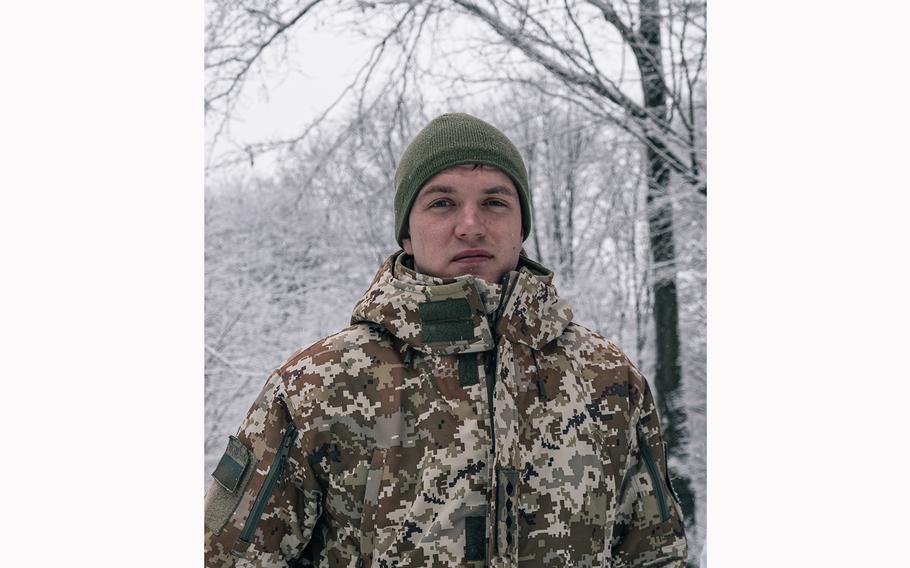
[204,252,687,567]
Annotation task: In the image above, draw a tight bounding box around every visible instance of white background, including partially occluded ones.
[1,1,908,566]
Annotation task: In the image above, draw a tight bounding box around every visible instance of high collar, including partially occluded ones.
[351,251,573,355]
[393,253,503,316]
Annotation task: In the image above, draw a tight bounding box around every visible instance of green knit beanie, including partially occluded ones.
[394,113,531,246]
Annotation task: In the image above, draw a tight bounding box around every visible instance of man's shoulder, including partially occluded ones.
[554,323,648,408]
[274,322,397,387]
[556,322,634,368]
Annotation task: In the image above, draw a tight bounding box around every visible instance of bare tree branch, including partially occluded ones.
[205,0,327,113]
[448,0,701,188]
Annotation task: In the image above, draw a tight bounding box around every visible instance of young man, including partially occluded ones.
[204,113,688,567]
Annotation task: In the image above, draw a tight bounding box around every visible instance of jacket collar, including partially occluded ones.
[351,251,573,355]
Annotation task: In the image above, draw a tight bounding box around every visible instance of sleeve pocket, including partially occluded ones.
[204,436,258,534]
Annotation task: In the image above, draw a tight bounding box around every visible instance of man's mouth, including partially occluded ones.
[452,249,493,263]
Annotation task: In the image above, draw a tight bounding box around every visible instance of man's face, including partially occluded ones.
[402,165,523,283]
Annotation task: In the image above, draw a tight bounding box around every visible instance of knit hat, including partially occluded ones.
[394,113,531,246]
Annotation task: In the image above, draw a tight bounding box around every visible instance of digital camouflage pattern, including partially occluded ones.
[204,252,687,567]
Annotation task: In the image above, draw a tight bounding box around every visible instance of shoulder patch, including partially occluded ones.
[213,436,250,492]
[204,436,258,534]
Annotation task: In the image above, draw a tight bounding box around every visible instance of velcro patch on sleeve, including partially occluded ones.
[204,436,258,534]
[213,436,250,492]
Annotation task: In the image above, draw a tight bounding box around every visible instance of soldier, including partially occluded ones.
[204,113,688,567]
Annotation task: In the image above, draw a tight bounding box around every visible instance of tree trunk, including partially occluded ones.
[637,0,696,538]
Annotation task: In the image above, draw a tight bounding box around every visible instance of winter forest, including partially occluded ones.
[204,0,706,564]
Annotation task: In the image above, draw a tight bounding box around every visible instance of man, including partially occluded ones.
[204,113,688,567]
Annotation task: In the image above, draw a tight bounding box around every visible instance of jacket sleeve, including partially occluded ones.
[611,361,688,567]
[204,372,324,567]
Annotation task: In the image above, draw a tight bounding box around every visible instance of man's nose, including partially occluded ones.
[455,204,485,239]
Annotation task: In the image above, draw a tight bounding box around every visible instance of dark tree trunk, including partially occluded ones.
[637,0,696,538]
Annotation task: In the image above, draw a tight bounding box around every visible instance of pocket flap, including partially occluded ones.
[212,436,251,493]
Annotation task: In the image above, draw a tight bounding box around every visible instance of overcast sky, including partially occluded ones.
[207,21,374,175]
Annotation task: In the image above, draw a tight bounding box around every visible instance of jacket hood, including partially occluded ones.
[351,251,573,355]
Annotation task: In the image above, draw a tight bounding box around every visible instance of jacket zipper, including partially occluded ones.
[238,399,299,545]
[484,351,497,457]
[481,271,525,560]
[486,272,518,558]
[483,349,498,557]
[635,423,669,522]
[485,272,514,461]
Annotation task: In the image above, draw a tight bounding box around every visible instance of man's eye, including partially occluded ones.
[429,199,452,208]
[486,199,507,207]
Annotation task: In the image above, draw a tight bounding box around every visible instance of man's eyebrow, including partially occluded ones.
[419,185,456,196]
[483,186,517,196]
[419,185,517,197]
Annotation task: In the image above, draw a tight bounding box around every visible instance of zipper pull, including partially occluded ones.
[536,377,548,402]
[276,393,295,425]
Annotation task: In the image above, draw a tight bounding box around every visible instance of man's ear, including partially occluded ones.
[402,236,413,255]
